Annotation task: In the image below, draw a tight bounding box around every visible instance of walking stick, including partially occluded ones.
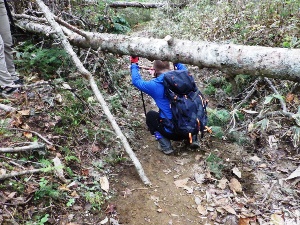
[141,91,147,117]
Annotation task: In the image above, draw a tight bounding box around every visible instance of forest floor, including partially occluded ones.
[107,66,300,225]
[1,47,300,225]
[1,61,300,225]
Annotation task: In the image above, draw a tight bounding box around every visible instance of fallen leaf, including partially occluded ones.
[62,83,72,90]
[17,109,30,116]
[242,109,258,114]
[194,173,205,184]
[122,188,132,198]
[248,123,254,132]
[7,192,16,199]
[23,132,32,139]
[174,178,189,188]
[216,207,225,214]
[270,213,284,225]
[217,177,228,190]
[229,178,242,193]
[53,156,67,183]
[100,176,109,192]
[232,167,242,178]
[286,93,294,103]
[222,205,236,215]
[70,191,79,198]
[268,135,278,150]
[21,123,30,129]
[0,169,6,175]
[105,204,116,214]
[99,217,108,225]
[214,197,228,206]
[58,184,70,191]
[238,216,257,225]
[249,155,261,162]
[286,165,300,180]
[195,154,202,161]
[197,205,208,216]
[150,195,159,202]
[258,163,267,168]
[157,208,163,213]
[195,196,201,205]
[91,145,100,152]
[81,169,89,176]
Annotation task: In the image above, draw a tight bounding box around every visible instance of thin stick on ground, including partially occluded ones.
[0,103,16,112]
[0,142,45,153]
[35,0,151,185]
[6,128,54,146]
[234,79,259,110]
[0,168,44,180]
[264,77,287,112]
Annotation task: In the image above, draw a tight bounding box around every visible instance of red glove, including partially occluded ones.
[130,56,139,64]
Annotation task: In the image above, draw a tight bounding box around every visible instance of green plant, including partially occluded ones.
[65,155,80,163]
[85,191,105,210]
[255,118,270,131]
[210,126,224,139]
[34,178,60,200]
[66,198,75,207]
[98,15,131,34]
[26,214,49,225]
[204,83,216,95]
[105,151,127,165]
[109,95,123,114]
[207,108,231,127]
[15,41,73,79]
[206,153,224,179]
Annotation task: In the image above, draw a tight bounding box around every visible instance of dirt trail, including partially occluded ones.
[111,126,299,224]
[112,133,210,224]
[111,127,243,225]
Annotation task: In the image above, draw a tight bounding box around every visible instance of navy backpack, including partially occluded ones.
[162,70,208,141]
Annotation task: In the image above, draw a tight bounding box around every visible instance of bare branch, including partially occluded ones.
[0,169,44,180]
[0,142,45,153]
[0,103,16,112]
[264,77,287,112]
[6,128,54,146]
[108,2,187,9]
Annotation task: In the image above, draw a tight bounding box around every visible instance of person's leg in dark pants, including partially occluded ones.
[146,110,174,155]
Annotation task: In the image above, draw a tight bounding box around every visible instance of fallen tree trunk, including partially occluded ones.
[16,19,300,82]
[108,2,187,9]
[35,0,151,185]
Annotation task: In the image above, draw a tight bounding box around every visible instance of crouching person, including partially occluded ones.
[130,57,201,155]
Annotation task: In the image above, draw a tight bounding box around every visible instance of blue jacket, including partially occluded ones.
[130,63,187,120]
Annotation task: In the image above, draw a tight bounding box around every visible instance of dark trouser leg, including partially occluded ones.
[146,110,173,154]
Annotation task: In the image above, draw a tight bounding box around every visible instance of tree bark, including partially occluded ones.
[35,0,151,186]
[16,19,300,82]
[108,2,187,9]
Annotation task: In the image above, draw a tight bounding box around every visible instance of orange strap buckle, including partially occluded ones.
[205,126,213,134]
[189,133,192,144]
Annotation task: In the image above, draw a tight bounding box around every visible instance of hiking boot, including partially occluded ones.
[190,135,200,149]
[154,131,174,155]
[0,86,19,98]
[14,78,24,85]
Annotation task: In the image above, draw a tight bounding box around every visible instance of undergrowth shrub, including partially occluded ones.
[146,0,300,47]
[15,41,73,79]
[207,108,231,127]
